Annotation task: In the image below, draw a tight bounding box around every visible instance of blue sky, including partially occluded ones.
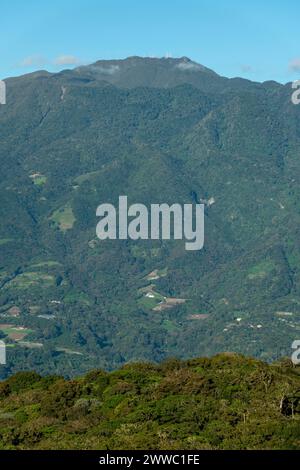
[1,0,300,83]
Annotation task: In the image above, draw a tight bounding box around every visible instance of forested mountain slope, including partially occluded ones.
[0,57,300,377]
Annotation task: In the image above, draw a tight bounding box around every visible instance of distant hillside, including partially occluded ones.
[0,354,299,450]
[0,57,300,378]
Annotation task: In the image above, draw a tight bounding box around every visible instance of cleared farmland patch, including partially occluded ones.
[0,239,13,246]
[50,205,76,232]
[145,267,168,281]
[29,173,47,186]
[0,324,33,341]
[30,260,62,269]
[7,272,55,289]
[153,297,187,312]
[187,314,210,320]
[138,289,165,310]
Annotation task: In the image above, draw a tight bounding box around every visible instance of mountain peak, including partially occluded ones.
[73,56,218,90]
[90,55,213,70]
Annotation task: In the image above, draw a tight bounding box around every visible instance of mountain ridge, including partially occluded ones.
[4,56,286,88]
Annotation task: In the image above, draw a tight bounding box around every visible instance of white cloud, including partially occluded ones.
[97,65,120,75]
[289,58,300,72]
[18,55,46,68]
[90,65,120,75]
[54,55,81,66]
[176,61,203,72]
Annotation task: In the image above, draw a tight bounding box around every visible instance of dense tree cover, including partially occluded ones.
[0,57,300,377]
[0,354,299,450]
